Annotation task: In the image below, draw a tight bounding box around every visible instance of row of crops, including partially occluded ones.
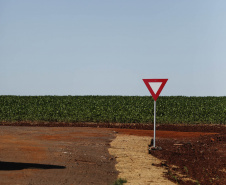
[0,96,225,124]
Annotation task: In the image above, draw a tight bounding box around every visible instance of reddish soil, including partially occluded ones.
[111,125,226,184]
[0,122,225,185]
[149,126,226,185]
[0,126,118,185]
[150,133,226,185]
[111,128,217,138]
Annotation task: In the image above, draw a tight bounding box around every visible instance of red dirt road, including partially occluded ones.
[0,124,225,185]
[0,127,118,185]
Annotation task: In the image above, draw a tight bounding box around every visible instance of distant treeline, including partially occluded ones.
[0,96,225,124]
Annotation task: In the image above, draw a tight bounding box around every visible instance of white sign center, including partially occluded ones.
[149,82,162,94]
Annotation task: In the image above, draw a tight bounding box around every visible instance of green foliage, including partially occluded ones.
[0,96,225,124]
[184,166,188,175]
[112,178,127,185]
[196,180,201,185]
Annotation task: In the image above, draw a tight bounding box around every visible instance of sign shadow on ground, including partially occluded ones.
[0,161,66,171]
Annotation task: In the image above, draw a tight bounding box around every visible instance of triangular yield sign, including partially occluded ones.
[143,79,168,101]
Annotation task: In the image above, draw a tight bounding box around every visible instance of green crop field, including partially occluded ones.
[0,96,225,124]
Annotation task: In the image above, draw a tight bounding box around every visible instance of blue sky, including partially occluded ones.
[1,0,225,96]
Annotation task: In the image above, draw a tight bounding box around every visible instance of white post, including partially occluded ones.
[153,100,156,147]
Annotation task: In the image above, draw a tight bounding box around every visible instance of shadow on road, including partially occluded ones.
[0,161,66,171]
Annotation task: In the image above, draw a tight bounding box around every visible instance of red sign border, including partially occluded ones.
[143,79,168,101]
